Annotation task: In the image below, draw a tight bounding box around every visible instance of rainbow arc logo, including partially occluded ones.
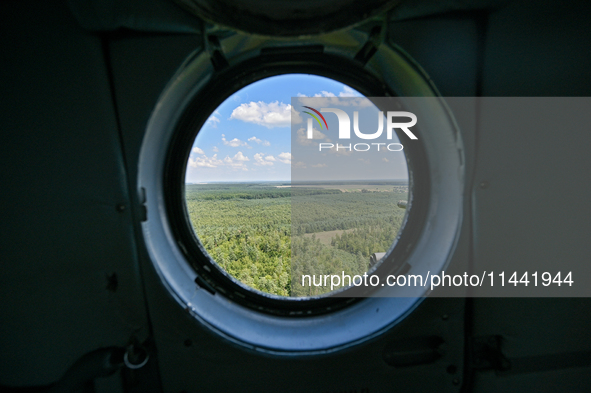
[303,106,328,131]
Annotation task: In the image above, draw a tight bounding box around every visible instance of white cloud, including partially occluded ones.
[296,89,371,107]
[297,86,362,99]
[248,136,271,146]
[223,151,249,169]
[296,127,329,146]
[338,86,361,97]
[192,147,205,155]
[293,161,306,169]
[222,134,249,148]
[278,152,291,164]
[310,163,327,168]
[230,101,293,128]
[291,105,303,125]
[187,151,250,170]
[212,146,219,152]
[315,91,336,97]
[206,115,220,128]
[265,155,276,162]
[233,151,249,161]
[188,154,223,168]
[254,153,274,166]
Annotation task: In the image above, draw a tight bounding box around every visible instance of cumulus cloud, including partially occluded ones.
[298,96,372,108]
[254,153,274,166]
[206,115,220,128]
[315,91,336,97]
[296,127,329,146]
[298,91,336,98]
[248,136,271,146]
[192,147,205,155]
[230,101,293,128]
[295,86,371,108]
[233,151,249,161]
[338,86,360,97]
[291,105,303,125]
[278,152,291,164]
[293,161,306,169]
[265,155,276,162]
[297,86,362,99]
[212,146,219,152]
[310,163,327,168]
[188,154,223,168]
[223,151,249,170]
[222,134,249,148]
[187,151,249,170]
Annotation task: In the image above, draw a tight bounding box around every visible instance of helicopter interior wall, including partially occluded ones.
[471,1,591,391]
[1,0,590,391]
[0,1,150,386]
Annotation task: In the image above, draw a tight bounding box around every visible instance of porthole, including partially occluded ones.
[179,73,415,305]
[165,57,432,316]
[139,35,464,353]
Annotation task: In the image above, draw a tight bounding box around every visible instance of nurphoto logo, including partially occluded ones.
[303,106,417,152]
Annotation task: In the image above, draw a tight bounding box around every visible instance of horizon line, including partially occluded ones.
[186,179,409,184]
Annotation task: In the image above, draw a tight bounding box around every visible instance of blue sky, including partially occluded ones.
[185,74,366,182]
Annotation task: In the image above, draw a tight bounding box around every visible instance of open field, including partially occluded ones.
[303,228,355,246]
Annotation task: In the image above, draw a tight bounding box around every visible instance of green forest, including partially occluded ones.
[185,182,408,297]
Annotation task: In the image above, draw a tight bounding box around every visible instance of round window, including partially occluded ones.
[140,42,464,352]
[182,74,410,299]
